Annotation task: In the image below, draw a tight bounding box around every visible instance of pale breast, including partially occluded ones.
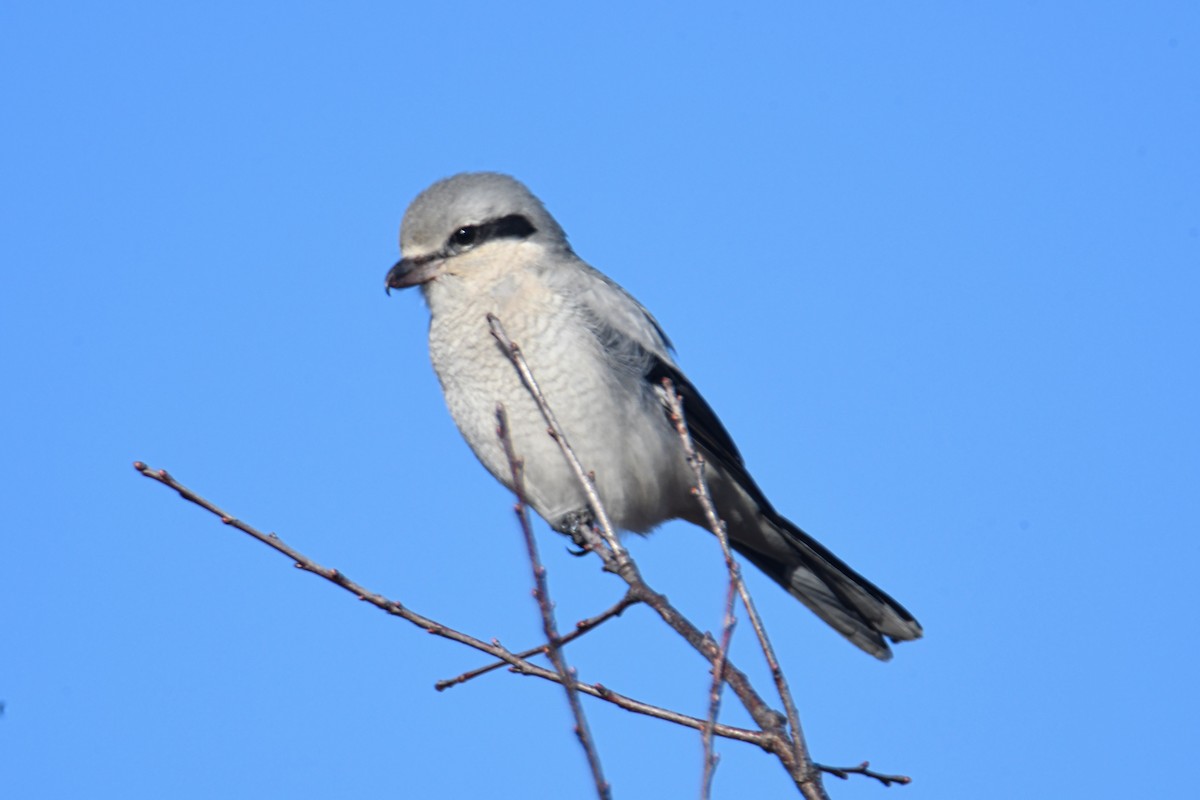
[424,265,691,533]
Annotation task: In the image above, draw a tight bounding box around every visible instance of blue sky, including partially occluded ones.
[3,2,1198,798]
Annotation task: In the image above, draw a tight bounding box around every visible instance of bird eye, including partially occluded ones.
[451,226,477,248]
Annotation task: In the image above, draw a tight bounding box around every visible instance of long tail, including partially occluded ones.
[650,357,921,658]
[730,513,923,660]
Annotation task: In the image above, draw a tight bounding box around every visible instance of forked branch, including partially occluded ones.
[132,314,912,797]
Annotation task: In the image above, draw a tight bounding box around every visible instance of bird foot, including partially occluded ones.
[553,509,596,556]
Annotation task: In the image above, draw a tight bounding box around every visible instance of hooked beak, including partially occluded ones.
[385,256,440,294]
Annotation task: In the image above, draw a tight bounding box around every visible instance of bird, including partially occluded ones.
[385,172,922,659]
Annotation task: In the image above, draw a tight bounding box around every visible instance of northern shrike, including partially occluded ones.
[386,172,922,659]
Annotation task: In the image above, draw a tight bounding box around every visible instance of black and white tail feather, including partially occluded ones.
[648,353,922,660]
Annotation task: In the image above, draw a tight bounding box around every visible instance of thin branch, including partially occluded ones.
[818,762,912,788]
[663,380,823,797]
[497,405,610,800]
[702,566,738,799]
[435,593,638,691]
[131,462,770,746]
[132,463,554,668]
[583,683,768,746]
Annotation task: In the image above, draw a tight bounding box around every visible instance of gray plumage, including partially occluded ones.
[386,172,922,659]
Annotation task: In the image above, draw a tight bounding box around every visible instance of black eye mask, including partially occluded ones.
[446,214,537,254]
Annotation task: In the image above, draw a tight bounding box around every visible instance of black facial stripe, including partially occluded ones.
[444,213,537,254]
[484,214,536,241]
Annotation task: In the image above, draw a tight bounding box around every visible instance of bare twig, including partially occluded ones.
[584,683,768,745]
[435,593,638,691]
[497,405,610,800]
[132,463,551,666]
[819,762,912,788]
[131,461,775,746]
[662,380,824,797]
[702,567,738,799]
[700,573,734,796]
